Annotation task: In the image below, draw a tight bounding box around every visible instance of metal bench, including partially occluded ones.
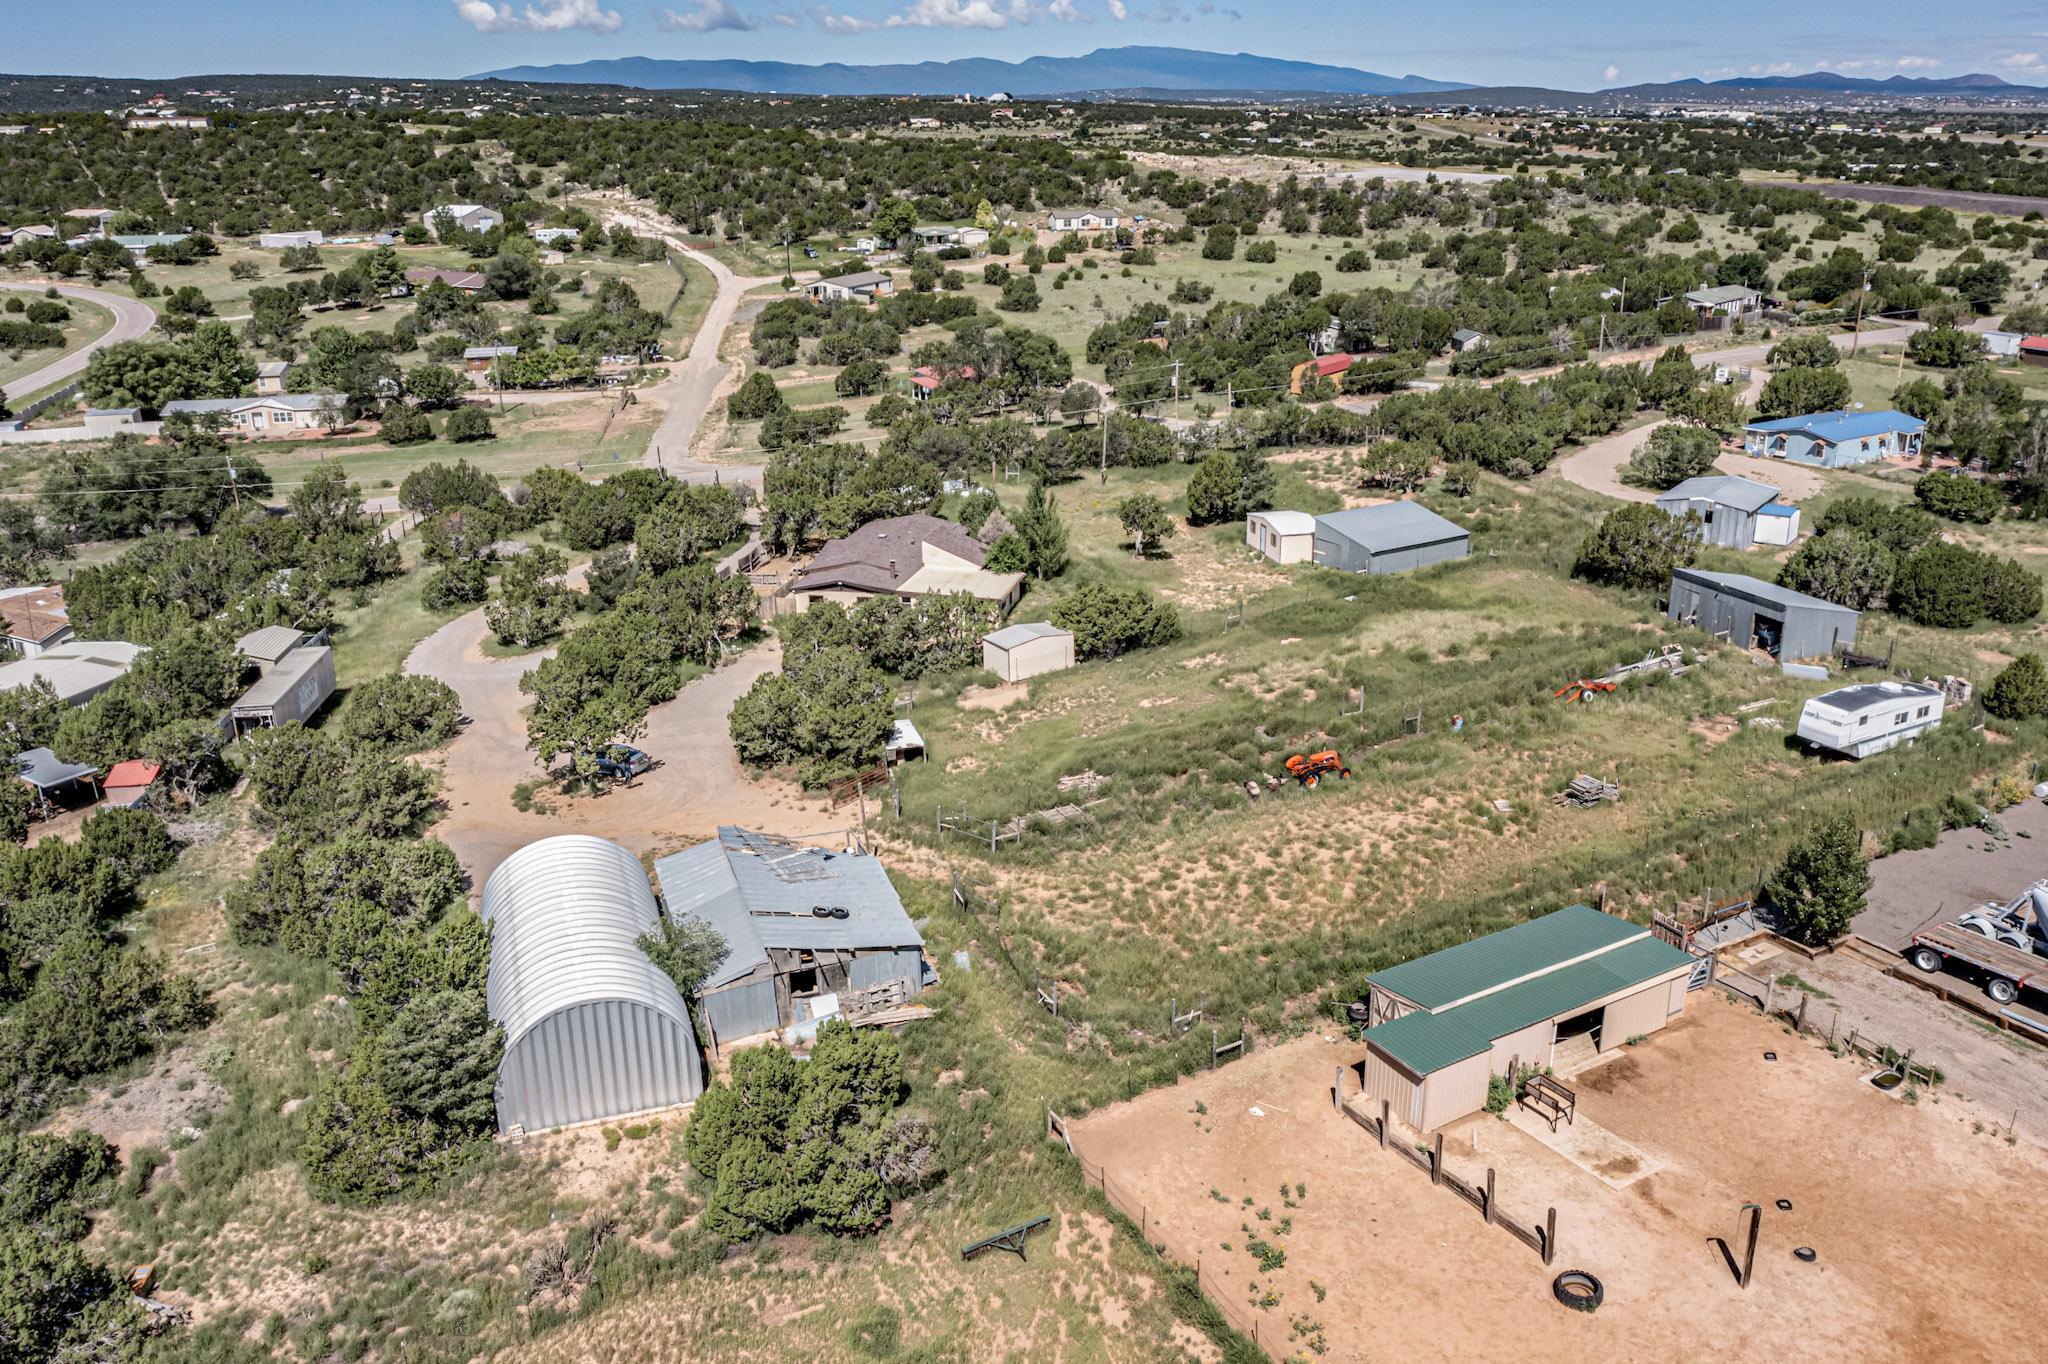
[961,1214,1051,1261]
[1519,1074,1576,1132]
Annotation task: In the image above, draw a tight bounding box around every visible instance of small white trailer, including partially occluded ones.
[1794,680,1945,759]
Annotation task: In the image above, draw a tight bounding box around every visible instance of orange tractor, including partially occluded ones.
[1285,750,1351,787]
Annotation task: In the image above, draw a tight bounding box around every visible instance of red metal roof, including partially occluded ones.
[1313,352,1355,377]
[2021,336,2048,352]
[911,363,978,390]
[102,760,160,789]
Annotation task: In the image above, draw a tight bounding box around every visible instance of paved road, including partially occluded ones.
[603,206,777,489]
[1,281,157,404]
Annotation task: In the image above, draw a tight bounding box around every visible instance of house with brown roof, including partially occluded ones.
[785,514,1023,615]
[0,585,73,658]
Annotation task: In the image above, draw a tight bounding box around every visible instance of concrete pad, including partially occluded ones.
[1503,1100,1665,1190]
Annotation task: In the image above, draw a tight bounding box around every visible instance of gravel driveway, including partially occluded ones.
[1854,799,2048,949]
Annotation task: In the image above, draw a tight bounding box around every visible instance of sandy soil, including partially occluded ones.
[1071,993,2048,1361]
[1853,797,2048,948]
[406,611,827,890]
[1756,949,2048,1146]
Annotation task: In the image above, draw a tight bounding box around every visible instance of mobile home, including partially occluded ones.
[1795,680,1945,759]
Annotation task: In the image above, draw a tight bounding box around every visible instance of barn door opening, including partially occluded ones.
[1752,614,1784,657]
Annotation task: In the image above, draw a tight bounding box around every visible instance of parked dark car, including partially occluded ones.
[593,745,653,781]
[803,245,819,258]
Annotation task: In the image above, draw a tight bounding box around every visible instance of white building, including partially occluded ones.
[1795,680,1945,759]
[0,641,144,706]
[1047,209,1120,232]
[161,393,345,436]
[1245,510,1317,565]
[424,203,503,235]
[259,230,324,249]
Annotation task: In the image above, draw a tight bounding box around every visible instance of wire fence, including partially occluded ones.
[1715,966,1944,1088]
[1058,1126,1271,1355]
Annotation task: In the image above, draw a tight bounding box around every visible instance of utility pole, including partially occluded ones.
[781,226,791,279]
[226,457,240,511]
[1850,269,1873,356]
[1100,396,1111,485]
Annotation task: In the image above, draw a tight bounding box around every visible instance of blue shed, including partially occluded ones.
[1742,408,1924,468]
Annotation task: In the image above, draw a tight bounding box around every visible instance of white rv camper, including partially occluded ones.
[1795,680,1945,759]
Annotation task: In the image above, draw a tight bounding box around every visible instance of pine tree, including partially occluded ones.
[1985,653,2048,721]
[1765,815,1870,945]
[1013,480,1069,580]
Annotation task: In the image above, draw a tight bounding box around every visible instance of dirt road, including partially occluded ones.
[2,280,158,403]
[405,609,818,888]
[1550,326,1916,504]
[602,205,776,489]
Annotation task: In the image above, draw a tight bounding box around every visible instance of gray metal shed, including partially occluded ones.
[1666,568,1858,661]
[481,835,705,1134]
[234,625,308,671]
[230,644,335,733]
[1312,503,1470,575]
[1654,475,1783,549]
[653,828,926,1055]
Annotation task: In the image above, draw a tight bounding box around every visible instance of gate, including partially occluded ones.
[1686,952,1715,992]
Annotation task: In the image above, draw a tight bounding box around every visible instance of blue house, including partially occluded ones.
[1742,408,1924,468]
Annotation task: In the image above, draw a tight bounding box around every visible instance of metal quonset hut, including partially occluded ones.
[1666,568,1858,661]
[1312,503,1470,575]
[481,836,705,1135]
[1360,906,1695,1132]
[653,828,927,1055]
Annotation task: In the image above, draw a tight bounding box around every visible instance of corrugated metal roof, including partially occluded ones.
[985,621,1070,649]
[1249,510,1317,536]
[1745,408,1925,442]
[1672,568,1857,617]
[233,644,330,710]
[1806,680,1943,714]
[1315,502,1469,555]
[14,746,96,790]
[481,835,694,1051]
[235,624,306,662]
[1685,284,1761,306]
[1368,936,1695,1075]
[1657,475,1781,514]
[1367,905,1645,1010]
[652,828,923,992]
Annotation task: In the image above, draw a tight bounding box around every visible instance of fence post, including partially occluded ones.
[1333,1066,1342,1109]
[1485,1167,1496,1225]
[1544,1207,1556,1266]
[1798,992,1809,1034]
[1431,1132,1443,1186]
[1379,1099,1389,1149]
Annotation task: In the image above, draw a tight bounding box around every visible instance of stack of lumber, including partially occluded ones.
[1555,774,1620,807]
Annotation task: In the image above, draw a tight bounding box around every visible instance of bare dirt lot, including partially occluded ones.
[1072,993,2048,1362]
[1853,797,2048,948]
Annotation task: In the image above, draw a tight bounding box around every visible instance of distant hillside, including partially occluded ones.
[468,46,1470,97]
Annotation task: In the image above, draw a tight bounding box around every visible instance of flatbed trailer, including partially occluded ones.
[1908,922,2048,1006]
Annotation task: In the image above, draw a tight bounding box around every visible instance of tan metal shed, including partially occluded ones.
[982,622,1075,683]
[1357,906,1696,1131]
[1246,510,1316,565]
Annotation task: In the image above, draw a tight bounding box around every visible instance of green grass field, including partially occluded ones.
[0,292,113,391]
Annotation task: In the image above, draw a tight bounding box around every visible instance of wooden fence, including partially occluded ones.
[1720,968,1944,1088]
[1054,1114,1271,1357]
[1337,1094,1557,1265]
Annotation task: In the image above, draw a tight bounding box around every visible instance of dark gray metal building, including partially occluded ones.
[1312,502,1470,575]
[482,835,705,1134]
[1666,568,1859,661]
[653,828,927,1056]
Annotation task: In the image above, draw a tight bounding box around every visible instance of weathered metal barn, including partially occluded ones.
[653,828,927,1055]
[1359,906,1694,1131]
[1312,503,1470,575]
[1666,568,1858,661]
[481,835,705,1135]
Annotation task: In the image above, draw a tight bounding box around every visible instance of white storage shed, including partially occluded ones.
[982,622,1076,683]
[1246,510,1317,564]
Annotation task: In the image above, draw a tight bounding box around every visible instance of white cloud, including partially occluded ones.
[1895,56,1940,70]
[1602,63,1620,82]
[886,0,1010,27]
[1999,51,2045,69]
[654,0,755,30]
[1107,0,1127,16]
[770,8,800,22]
[809,2,877,30]
[1763,60,1798,75]
[453,0,624,32]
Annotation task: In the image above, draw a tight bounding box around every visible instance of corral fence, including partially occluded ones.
[1336,1092,1558,1266]
[1049,1110,1272,1356]
[1715,969,1944,1089]
[952,867,1253,1066]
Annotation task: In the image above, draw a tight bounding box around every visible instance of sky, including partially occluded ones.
[14,0,2048,85]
